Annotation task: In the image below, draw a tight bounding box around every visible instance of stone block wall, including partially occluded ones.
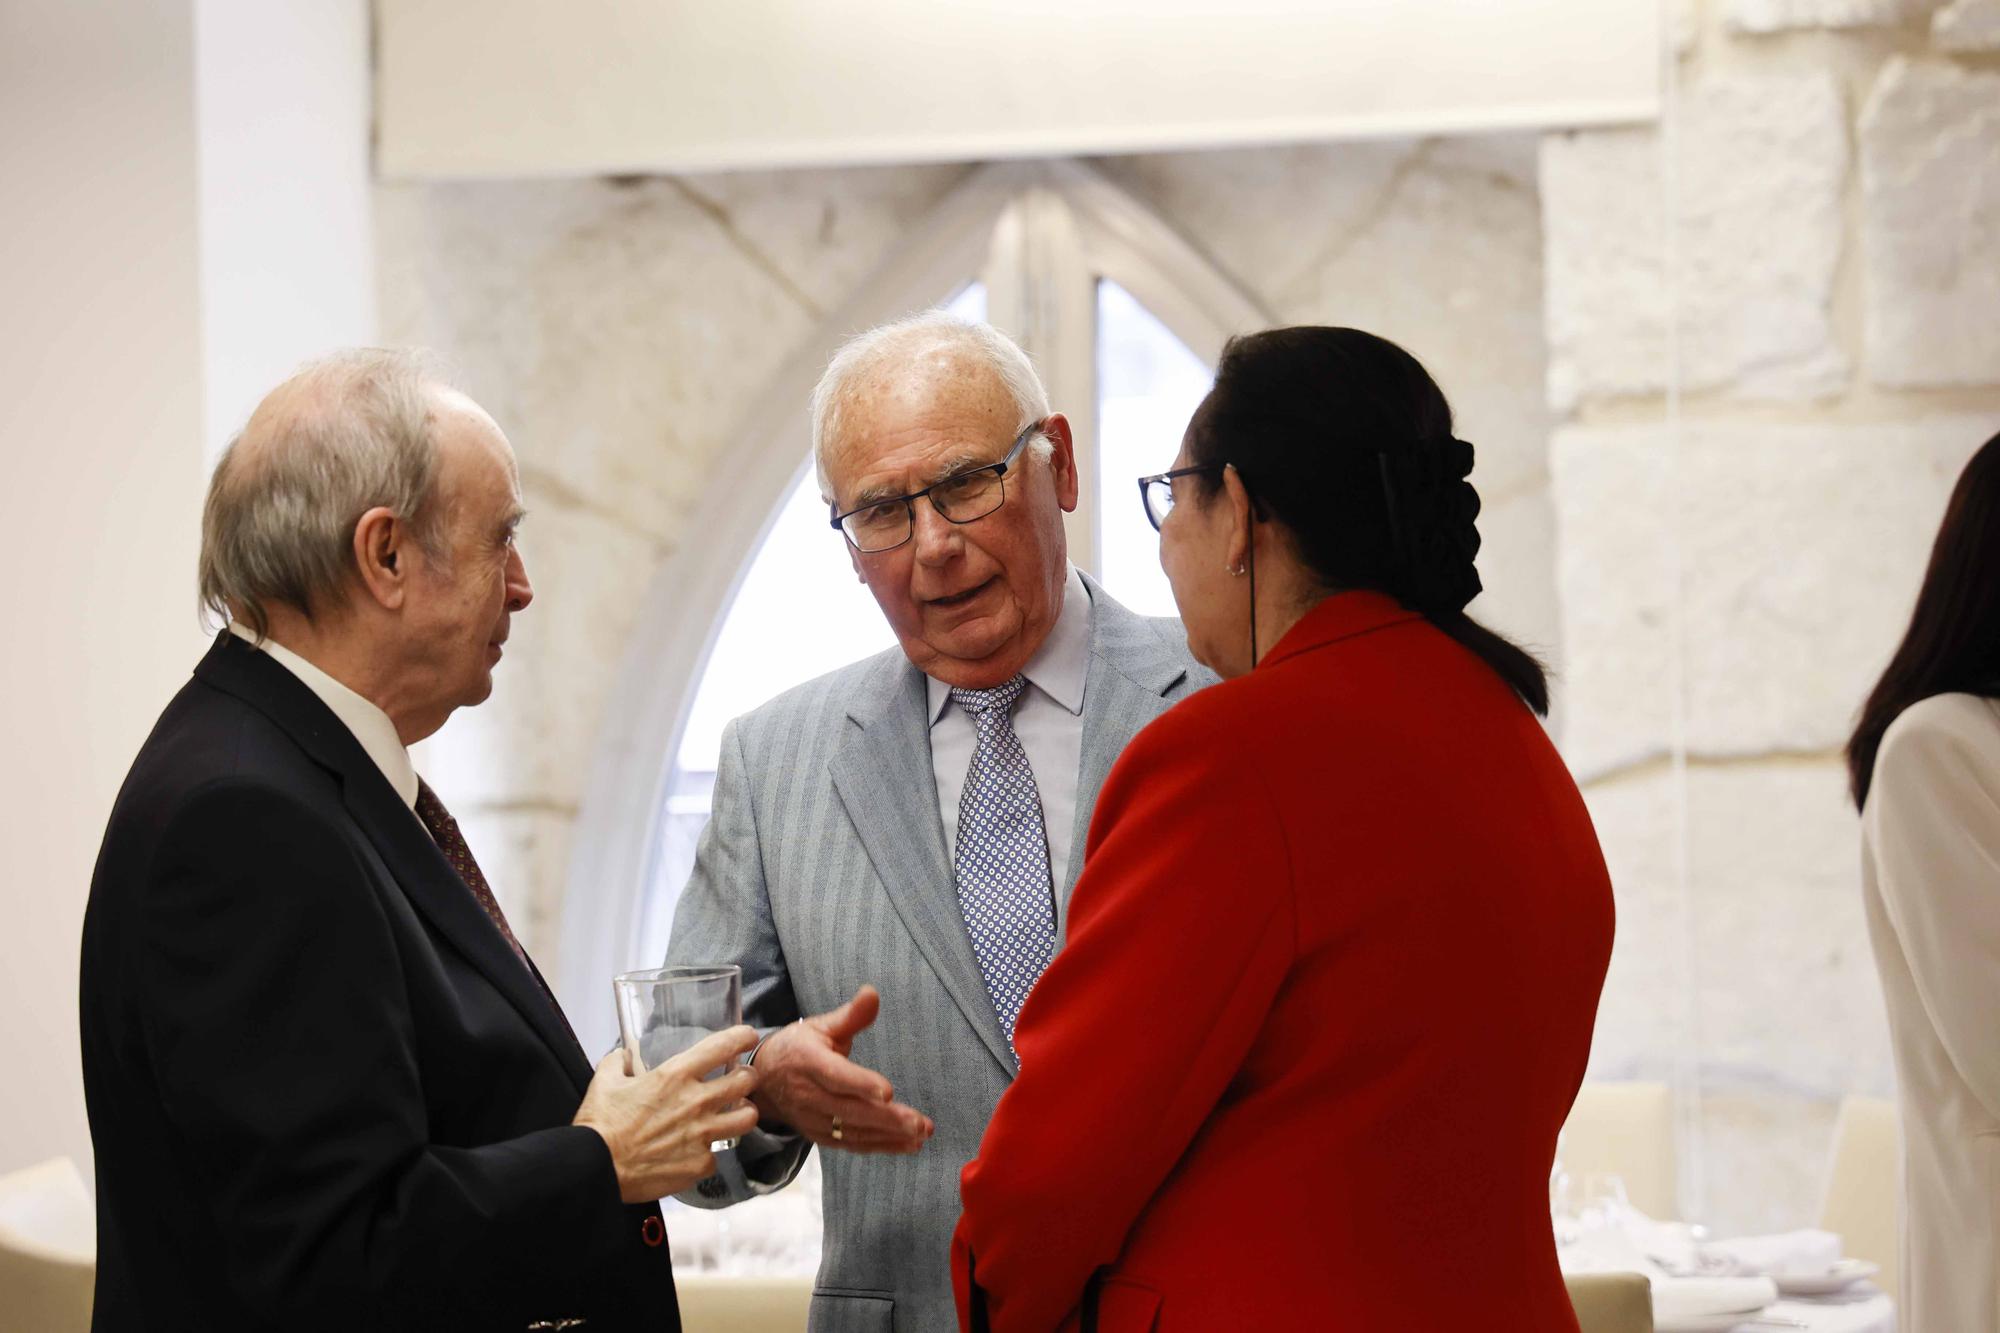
[1542,0,2000,1232]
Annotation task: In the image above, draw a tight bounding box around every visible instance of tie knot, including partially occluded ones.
[949,674,1028,718]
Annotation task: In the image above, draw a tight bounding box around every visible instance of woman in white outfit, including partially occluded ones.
[1850,428,2000,1332]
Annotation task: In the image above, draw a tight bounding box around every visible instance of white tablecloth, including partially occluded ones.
[1558,1208,1895,1333]
[1744,1288,1895,1333]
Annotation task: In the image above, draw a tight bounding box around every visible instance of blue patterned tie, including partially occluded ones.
[950,674,1057,1055]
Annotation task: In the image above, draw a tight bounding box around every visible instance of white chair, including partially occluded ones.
[673,1274,813,1332]
[1819,1094,1898,1306]
[0,1157,95,1333]
[1565,1272,1654,1333]
[1560,1082,1679,1220]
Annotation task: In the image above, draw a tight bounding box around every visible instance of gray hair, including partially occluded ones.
[811,311,1053,498]
[199,348,452,638]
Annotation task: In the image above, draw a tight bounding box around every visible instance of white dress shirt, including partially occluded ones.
[1861,690,2000,1332]
[926,565,1091,891]
[228,622,420,810]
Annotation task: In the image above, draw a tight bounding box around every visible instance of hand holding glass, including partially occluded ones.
[614,965,747,1149]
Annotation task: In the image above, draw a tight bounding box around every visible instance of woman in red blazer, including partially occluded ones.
[953,327,1615,1332]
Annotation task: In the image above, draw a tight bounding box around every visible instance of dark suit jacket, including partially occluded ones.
[79,633,678,1331]
[955,592,1615,1332]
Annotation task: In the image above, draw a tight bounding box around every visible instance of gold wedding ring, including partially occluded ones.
[831,1115,844,1142]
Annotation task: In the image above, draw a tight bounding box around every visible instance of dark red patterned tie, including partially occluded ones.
[414,778,579,1048]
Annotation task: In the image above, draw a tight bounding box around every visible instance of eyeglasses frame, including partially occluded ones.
[827,419,1047,553]
[1135,461,1228,532]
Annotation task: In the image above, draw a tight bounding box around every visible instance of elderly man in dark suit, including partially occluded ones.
[666,314,1212,1330]
[79,350,757,1330]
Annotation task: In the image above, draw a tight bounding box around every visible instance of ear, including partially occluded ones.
[1220,465,1256,573]
[352,506,409,610]
[1040,414,1080,514]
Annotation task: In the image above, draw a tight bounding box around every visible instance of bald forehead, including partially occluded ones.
[430,387,507,450]
[431,388,520,493]
[825,345,1016,473]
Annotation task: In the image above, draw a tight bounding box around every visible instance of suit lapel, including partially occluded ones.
[1059,577,1193,933]
[828,653,1018,1077]
[195,634,593,1091]
[339,768,594,1090]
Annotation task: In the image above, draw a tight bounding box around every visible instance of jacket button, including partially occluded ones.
[641,1215,665,1248]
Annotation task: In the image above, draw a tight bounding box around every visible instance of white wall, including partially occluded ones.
[0,0,208,1178]
[0,0,375,1182]
[195,0,376,456]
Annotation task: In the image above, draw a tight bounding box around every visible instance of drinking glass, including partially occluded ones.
[613,964,745,1148]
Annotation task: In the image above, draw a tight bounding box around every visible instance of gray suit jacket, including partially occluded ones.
[664,575,1210,1332]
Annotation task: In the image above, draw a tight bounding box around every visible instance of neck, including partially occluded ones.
[1246,544,1329,671]
[252,605,438,745]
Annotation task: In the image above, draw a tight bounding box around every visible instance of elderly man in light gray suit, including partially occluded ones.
[665,312,1211,1330]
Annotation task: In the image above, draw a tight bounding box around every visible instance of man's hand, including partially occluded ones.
[574,1025,761,1202]
[753,985,934,1155]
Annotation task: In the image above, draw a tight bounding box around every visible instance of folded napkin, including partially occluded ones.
[1703,1228,1843,1276]
[1653,1276,1780,1320]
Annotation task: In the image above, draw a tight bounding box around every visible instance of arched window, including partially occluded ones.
[560,162,1269,1273]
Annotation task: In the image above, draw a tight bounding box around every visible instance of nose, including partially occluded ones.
[505,543,534,613]
[909,500,962,566]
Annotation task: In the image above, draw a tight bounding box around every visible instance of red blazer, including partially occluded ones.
[953,592,1614,1332]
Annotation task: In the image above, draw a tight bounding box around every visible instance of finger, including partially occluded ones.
[812,984,881,1044]
[697,1065,760,1113]
[659,1025,759,1081]
[813,1123,930,1155]
[802,1045,895,1104]
[709,1102,761,1140]
[806,1094,931,1141]
[591,1048,631,1083]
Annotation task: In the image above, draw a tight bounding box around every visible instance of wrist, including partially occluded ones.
[748,1019,797,1068]
[747,1023,800,1134]
[574,1120,635,1199]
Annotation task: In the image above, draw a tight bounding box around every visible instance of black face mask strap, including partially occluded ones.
[1244,474,1261,668]
[1227,463,1265,670]
[1248,529,1258,669]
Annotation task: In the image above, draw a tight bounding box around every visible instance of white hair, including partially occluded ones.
[198,348,453,638]
[810,310,1053,499]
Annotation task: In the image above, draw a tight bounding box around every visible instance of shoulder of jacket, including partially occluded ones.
[730,645,905,739]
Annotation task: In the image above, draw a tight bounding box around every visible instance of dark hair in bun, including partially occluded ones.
[1187,325,1549,716]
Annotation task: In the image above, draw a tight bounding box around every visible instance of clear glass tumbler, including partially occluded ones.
[612,964,745,1148]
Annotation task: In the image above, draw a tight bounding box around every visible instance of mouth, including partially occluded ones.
[924,576,997,610]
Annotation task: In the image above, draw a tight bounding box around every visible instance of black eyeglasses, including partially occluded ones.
[829,421,1045,553]
[1136,462,1226,532]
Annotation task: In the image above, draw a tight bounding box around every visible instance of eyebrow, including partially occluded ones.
[848,451,988,508]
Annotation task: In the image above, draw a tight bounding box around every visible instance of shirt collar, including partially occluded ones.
[927,564,1092,725]
[228,622,421,810]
